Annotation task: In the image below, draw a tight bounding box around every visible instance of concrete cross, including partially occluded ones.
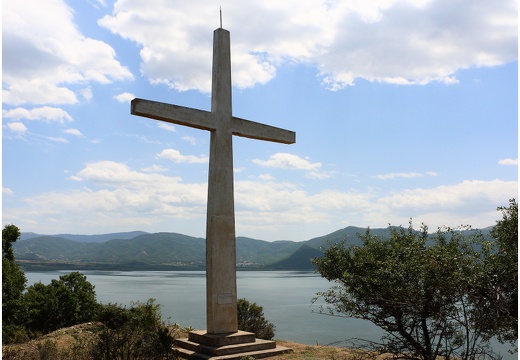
[131,27,295,335]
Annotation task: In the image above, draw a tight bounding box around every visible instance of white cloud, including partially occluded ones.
[2,0,133,106]
[306,170,335,180]
[235,180,306,212]
[182,135,197,145]
[3,187,15,196]
[253,153,321,171]
[6,161,209,233]
[73,161,151,184]
[6,122,28,133]
[64,128,83,137]
[310,189,374,211]
[158,149,208,163]
[114,92,136,103]
[141,164,169,173]
[363,179,518,229]
[3,158,516,239]
[80,87,93,102]
[377,179,516,211]
[373,171,438,180]
[98,0,517,92]
[3,106,73,123]
[498,158,518,166]
[258,174,275,181]
[90,0,107,8]
[46,136,69,143]
[158,123,176,132]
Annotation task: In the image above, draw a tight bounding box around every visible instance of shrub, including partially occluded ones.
[237,298,275,340]
[93,299,177,360]
[23,272,100,336]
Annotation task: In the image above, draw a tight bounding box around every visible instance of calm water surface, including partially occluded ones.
[25,270,515,357]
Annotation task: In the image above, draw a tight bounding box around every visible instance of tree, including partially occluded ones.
[23,282,60,335]
[2,224,27,343]
[23,272,99,335]
[237,298,275,340]
[313,222,498,360]
[55,272,99,326]
[475,199,517,343]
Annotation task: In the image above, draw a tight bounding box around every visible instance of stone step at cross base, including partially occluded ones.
[175,330,292,359]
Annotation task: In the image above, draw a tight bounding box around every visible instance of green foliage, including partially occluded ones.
[23,272,99,336]
[56,272,100,324]
[475,199,518,343]
[313,221,499,360]
[2,224,27,343]
[3,224,21,260]
[3,224,179,359]
[93,299,176,360]
[237,298,275,340]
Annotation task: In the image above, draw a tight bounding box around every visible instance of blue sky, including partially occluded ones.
[2,0,518,241]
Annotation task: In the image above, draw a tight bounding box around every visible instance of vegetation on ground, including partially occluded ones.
[313,199,517,360]
[3,199,517,359]
[23,272,99,337]
[237,298,276,340]
[3,224,28,343]
[2,224,179,359]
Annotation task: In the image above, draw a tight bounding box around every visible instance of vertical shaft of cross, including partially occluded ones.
[129,26,295,337]
[206,28,237,334]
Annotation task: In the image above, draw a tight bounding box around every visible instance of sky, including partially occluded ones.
[2,0,518,241]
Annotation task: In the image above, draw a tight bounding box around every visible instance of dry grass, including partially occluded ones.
[2,323,102,360]
[268,340,381,360]
[2,323,385,360]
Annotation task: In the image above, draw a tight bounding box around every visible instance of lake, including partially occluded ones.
[25,270,515,358]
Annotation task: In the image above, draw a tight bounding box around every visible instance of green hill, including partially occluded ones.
[269,244,323,270]
[15,225,492,271]
[20,231,147,243]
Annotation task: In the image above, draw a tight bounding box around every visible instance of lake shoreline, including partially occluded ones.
[24,270,516,359]
[17,259,308,272]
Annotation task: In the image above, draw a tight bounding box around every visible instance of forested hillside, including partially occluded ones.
[14,226,490,271]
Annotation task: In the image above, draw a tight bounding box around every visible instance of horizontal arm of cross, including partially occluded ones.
[131,98,216,131]
[131,98,295,144]
[232,117,295,144]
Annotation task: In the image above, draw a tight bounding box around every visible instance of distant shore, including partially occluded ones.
[17,259,294,272]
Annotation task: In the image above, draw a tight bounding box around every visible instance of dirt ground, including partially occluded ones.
[2,323,384,360]
[264,340,379,360]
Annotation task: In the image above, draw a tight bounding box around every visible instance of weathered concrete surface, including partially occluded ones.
[131,27,295,335]
[175,330,292,359]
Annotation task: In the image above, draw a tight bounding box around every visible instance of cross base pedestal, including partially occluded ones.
[175,330,292,359]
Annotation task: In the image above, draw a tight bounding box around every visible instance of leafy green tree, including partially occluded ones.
[313,222,497,360]
[2,224,27,343]
[93,299,176,360]
[24,282,60,335]
[237,298,275,340]
[23,272,99,335]
[475,199,517,343]
[3,223,20,261]
[55,272,99,325]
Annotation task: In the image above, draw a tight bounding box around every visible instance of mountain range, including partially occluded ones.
[14,226,491,271]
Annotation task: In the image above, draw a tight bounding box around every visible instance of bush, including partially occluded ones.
[237,298,275,340]
[23,272,100,336]
[93,299,177,360]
